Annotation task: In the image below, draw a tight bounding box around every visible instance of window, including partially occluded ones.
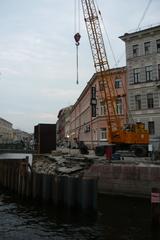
[145,65,153,82]
[115,79,122,88]
[100,128,107,140]
[148,121,155,135]
[91,105,96,117]
[133,44,139,57]
[99,81,105,91]
[158,64,160,81]
[147,93,154,109]
[133,68,140,83]
[116,97,123,114]
[144,42,151,55]
[157,39,160,53]
[91,86,96,99]
[135,95,141,110]
[100,101,106,116]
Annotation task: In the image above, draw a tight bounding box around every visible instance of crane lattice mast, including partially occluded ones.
[81,0,122,139]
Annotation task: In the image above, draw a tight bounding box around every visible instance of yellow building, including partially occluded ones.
[0,117,13,143]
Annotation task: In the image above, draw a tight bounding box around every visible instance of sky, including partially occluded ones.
[0,0,160,133]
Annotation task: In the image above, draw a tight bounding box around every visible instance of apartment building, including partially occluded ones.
[56,106,72,146]
[13,129,32,142]
[0,117,13,143]
[120,25,160,149]
[69,67,127,149]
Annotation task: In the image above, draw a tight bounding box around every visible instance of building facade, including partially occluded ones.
[56,106,72,146]
[120,25,160,149]
[69,67,127,149]
[13,129,32,142]
[0,117,13,143]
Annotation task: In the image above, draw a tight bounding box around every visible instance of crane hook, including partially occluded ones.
[74,33,81,84]
[74,32,81,46]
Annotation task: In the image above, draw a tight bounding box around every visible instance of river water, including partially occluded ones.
[0,191,160,240]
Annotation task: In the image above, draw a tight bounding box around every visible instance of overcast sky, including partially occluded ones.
[0,0,159,133]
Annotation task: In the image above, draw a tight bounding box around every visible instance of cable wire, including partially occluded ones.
[137,0,153,30]
[95,0,118,67]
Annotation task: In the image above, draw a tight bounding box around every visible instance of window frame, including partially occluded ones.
[100,101,106,116]
[133,44,139,57]
[158,64,160,81]
[135,95,141,110]
[144,41,151,55]
[156,39,160,53]
[115,79,122,89]
[116,97,123,115]
[100,128,107,140]
[147,93,154,109]
[145,65,153,82]
[148,121,155,135]
[133,68,141,84]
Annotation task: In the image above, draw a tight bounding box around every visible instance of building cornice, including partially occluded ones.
[119,24,160,42]
[0,117,12,126]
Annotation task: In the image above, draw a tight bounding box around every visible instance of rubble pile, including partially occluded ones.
[32,152,97,176]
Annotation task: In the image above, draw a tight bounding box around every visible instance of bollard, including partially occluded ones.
[151,187,160,226]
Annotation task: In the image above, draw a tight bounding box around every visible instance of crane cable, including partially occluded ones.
[74,0,81,84]
[116,0,153,67]
[94,0,118,67]
[137,0,153,30]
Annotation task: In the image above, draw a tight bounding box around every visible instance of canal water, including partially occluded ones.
[0,191,160,240]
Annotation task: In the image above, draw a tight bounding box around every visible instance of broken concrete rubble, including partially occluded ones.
[32,151,98,176]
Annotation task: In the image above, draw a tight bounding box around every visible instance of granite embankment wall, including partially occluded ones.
[84,163,160,197]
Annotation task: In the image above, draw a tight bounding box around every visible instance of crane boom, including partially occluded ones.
[81,0,122,141]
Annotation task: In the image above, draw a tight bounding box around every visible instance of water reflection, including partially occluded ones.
[0,191,160,240]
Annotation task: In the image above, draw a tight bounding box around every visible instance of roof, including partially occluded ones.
[119,24,160,41]
[0,117,12,125]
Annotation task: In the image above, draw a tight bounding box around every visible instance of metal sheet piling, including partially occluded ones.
[0,158,97,212]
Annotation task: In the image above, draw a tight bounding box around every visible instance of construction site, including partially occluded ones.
[0,0,160,239]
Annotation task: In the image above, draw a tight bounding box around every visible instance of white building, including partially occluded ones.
[120,25,160,150]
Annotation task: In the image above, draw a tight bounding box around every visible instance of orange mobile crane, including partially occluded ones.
[77,0,149,156]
